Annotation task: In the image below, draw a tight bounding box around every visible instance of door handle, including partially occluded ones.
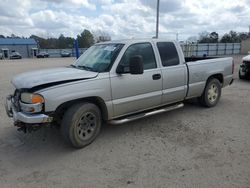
[152,74,161,80]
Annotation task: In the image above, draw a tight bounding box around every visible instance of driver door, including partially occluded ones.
[110,42,162,117]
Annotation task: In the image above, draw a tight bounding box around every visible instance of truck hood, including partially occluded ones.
[12,67,98,89]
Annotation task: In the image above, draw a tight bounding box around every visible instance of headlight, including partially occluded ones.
[21,93,44,104]
[20,93,44,113]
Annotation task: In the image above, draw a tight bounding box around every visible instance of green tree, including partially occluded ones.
[64,37,74,48]
[220,34,231,43]
[199,31,219,43]
[198,31,210,43]
[58,34,66,49]
[239,32,249,41]
[77,29,94,48]
[30,34,74,49]
[58,34,74,48]
[209,32,219,43]
[220,31,242,43]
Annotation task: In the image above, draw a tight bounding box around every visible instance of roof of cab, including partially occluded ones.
[98,38,175,45]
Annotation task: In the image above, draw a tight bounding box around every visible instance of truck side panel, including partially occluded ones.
[186,57,233,98]
[153,41,188,105]
[161,64,188,104]
[38,73,114,119]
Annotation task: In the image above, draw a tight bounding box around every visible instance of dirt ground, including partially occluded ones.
[0,56,249,188]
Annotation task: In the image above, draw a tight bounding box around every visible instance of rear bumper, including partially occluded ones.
[223,75,234,87]
[5,95,53,124]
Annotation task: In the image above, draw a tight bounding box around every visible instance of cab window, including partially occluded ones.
[119,43,157,72]
[157,42,179,67]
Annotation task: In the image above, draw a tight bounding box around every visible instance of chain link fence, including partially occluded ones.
[40,48,87,57]
[181,43,241,57]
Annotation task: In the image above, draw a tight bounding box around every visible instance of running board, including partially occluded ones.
[109,103,184,125]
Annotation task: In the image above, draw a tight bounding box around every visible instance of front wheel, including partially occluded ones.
[61,102,102,148]
[199,78,222,107]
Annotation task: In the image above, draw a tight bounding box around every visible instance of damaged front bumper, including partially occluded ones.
[5,95,53,124]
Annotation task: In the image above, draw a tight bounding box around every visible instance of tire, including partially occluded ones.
[199,78,221,107]
[61,102,102,148]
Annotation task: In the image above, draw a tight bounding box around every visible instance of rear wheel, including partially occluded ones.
[199,78,221,107]
[61,102,102,148]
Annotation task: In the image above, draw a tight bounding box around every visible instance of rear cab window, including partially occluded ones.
[157,42,180,67]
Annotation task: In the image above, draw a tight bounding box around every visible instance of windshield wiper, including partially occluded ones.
[70,64,97,72]
[70,64,92,70]
[77,65,95,72]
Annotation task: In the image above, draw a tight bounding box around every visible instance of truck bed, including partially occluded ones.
[185,56,221,62]
[185,56,233,98]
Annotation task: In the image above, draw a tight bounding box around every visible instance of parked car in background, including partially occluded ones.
[0,52,3,59]
[5,39,234,148]
[10,52,22,59]
[37,52,49,58]
[61,50,71,57]
[239,54,250,79]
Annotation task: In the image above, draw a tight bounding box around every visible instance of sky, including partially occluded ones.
[0,0,249,40]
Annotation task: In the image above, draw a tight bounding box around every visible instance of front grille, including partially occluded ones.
[13,90,21,111]
[243,61,250,68]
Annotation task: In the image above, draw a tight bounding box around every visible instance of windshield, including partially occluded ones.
[73,43,124,72]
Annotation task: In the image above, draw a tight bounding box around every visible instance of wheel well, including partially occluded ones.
[207,74,223,85]
[54,97,108,123]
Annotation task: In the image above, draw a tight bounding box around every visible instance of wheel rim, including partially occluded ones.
[207,83,218,103]
[76,112,97,141]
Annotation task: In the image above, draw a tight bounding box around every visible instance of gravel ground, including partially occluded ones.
[0,56,249,188]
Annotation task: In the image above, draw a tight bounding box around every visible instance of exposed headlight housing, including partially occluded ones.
[21,93,44,104]
[20,93,44,113]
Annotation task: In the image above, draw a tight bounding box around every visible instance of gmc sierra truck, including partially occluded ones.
[5,39,234,148]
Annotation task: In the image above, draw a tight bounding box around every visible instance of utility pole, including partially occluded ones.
[176,32,179,41]
[155,0,160,38]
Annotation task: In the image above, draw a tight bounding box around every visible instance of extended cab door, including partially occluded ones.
[110,42,162,117]
[156,42,188,104]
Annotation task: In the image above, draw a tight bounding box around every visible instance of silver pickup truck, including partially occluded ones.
[5,39,234,148]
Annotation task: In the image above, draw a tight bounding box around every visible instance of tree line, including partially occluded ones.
[0,29,111,49]
[196,30,250,43]
[1,29,249,46]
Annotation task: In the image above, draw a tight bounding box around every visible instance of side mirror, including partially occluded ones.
[116,64,124,74]
[129,55,144,74]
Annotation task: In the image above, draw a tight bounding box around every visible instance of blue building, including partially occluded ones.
[0,38,38,59]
